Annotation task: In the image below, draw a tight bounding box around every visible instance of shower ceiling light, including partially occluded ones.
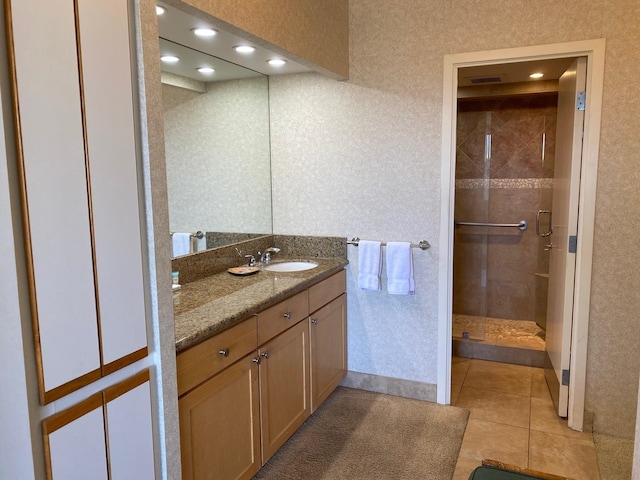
[197,66,215,74]
[160,55,179,63]
[529,72,544,79]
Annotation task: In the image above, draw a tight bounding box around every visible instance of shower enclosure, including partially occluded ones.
[452,93,557,366]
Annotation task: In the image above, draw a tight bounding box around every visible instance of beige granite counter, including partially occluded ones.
[174,257,348,353]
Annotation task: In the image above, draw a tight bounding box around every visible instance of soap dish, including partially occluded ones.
[228,266,260,276]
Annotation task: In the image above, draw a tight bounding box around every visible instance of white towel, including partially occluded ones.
[172,233,191,257]
[386,242,415,295]
[357,240,382,291]
[196,235,207,252]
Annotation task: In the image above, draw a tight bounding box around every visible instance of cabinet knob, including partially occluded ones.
[283,312,292,319]
[311,318,318,325]
[252,357,261,364]
[218,348,230,357]
[261,351,270,359]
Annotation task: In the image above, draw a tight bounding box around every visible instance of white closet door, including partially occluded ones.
[77,0,148,369]
[105,372,156,479]
[46,396,108,480]
[10,0,100,394]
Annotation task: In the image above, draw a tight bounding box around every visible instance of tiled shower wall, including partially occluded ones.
[453,94,557,322]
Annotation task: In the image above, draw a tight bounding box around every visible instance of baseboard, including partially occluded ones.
[340,371,437,403]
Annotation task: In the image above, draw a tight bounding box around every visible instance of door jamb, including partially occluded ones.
[437,39,605,431]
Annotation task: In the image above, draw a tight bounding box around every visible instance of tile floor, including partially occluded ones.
[451,357,601,479]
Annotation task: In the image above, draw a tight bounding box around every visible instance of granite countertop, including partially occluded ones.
[174,257,348,353]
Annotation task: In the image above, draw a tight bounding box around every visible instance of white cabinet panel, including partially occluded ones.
[106,377,156,479]
[47,401,108,480]
[76,0,148,367]
[10,0,100,392]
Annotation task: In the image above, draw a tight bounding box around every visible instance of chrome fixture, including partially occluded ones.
[347,237,430,250]
[260,247,280,264]
[454,220,528,231]
[536,210,553,237]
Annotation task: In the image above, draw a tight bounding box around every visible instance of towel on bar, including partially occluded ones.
[172,233,191,257]
[357,240,382,291]
[196,235,206,253]
[386,242,415,295]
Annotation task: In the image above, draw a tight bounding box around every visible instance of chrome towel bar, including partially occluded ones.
[454,220,528,231]
[170,230,204,239]
[348,237,430,250]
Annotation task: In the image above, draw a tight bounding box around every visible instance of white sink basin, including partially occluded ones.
[263,261,319,272]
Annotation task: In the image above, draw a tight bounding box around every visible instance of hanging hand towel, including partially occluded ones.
[357,240,382,291]
[172,233,191,257]
[386,242,415,295]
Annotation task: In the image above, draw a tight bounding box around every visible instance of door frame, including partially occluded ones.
[437,39,605,431]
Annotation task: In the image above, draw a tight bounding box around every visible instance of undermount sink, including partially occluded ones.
[263,261,319,272]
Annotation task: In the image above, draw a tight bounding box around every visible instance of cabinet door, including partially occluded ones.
[77,0,148,373]
[310,294,347,412]
[259,320,310,463]
[179,354,261,480]
[9,0,101,402]
[104,371,156,479]
[43,395,108,480]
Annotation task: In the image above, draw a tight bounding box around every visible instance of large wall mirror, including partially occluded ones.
[158,5,272,257]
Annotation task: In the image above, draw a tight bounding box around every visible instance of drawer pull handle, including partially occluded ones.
[219,348,230,357]
[252,357,261,364]
[261,351,270,359]
[311,318,318,325]
[283,312,292,319]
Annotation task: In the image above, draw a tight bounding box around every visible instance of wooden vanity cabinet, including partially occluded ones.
[308,271,347,412]
[177,269,346,479]
[258,319,310,463]
[179,354,261,480]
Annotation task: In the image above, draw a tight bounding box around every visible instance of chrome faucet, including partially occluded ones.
[260,247,280,264]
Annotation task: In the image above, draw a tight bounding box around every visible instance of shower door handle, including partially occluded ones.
[536,210,553,237]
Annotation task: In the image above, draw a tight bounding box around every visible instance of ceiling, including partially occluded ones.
[156,3,311,83]
[458,57,575,87]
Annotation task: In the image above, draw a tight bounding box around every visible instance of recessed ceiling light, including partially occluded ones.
[197,67,215,74]
[529,72,544,79]
[156,6,166,15]
[268,59,286,67]
[193,28,217,37]
[234,45,255,54]
[160,55,179,63]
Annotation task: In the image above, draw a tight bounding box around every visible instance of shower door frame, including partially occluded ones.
[438,39,605,432]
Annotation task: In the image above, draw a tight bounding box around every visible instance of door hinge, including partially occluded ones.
[568,235,578,253]
[562,369,570,386]
[577,91,586,111]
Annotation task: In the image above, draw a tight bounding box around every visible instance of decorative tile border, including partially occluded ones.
[456,178,553,189]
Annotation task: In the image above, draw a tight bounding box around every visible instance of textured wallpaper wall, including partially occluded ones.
[163,77,272,236]
[269,0,640,437]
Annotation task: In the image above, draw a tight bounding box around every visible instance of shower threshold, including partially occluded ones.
[452,314,545,367]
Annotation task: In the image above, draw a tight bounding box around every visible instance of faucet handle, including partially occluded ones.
[244,254,256,266]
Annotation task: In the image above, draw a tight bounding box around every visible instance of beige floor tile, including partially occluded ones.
[452,456,482,480]
[456,386,531,428]
[451,382,463,406]
[530,396,595,440]
[464,359,533,396]
[452,356,471,385]
[530,368,550,399]
[529,429,600,479]
[458,419,529,468]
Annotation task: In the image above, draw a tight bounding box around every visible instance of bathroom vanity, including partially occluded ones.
[174,259,347,480]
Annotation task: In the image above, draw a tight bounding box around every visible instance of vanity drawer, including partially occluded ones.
[257,290,309,345]
[309,270,346,313]
[177,317,257,396]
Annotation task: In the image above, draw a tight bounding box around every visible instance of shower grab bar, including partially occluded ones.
[454,220,528,231]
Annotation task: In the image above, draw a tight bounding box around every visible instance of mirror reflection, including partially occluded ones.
[158,9,272,258]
